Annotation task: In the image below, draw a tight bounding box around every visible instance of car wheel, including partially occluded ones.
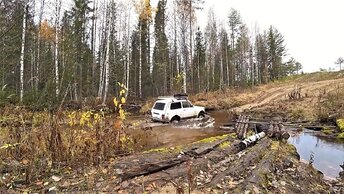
[171,116,180,124]
[198,112,205,118]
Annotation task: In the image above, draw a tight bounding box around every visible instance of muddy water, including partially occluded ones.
[288,131,344,179]
[208,110,234,127]
[128,111,232,151]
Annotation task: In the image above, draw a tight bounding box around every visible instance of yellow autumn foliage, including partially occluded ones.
[40,19,55,42]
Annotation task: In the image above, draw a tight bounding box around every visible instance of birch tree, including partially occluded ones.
[152,0,169,96]
[19,2,28,102]
[54,0,61,97]
[205,8,217,90]
[102,10,112,104]
[101,2,114,104]
[176,0,189,93]
[36,0,45,91]
[91,0,97,94]
[134,0,152,98]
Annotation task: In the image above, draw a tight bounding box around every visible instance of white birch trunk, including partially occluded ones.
[102,4,113,104]
[55,0,61,97]
[189,0,193,93]
[212,53,215,89]
[205,54,209,91]
[19,4,28,102]
[98,6,107,98]
[36,0,45,91]
[139,24,142,98]
[126,3,131,95]
[225,43,229,86]
[220,47,223,90]
[197,49,200,93]
[183,60,187,94]
[91,0,97,91]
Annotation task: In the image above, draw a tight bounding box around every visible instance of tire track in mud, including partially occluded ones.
[231,78,344,113]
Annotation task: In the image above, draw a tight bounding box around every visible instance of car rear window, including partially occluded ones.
[170,102,182,110]
[153,102,165,110]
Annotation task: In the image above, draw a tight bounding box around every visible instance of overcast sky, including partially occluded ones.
[151,0,344,72]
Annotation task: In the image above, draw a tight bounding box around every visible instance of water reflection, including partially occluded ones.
[288,132,344,178]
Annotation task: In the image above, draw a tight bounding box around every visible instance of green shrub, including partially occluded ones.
[322,128,334,135]
[290,108,305,120]
[337,132,344,139]
[337,119,344,132]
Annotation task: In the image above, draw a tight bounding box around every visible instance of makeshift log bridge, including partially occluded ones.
[107,115,293,192]
[234,115,290,141]
[113,117,290,182]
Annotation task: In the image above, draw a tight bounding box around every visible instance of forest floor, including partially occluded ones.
[2,71,344,193]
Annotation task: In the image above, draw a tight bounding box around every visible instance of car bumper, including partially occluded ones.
[151,116,169,122]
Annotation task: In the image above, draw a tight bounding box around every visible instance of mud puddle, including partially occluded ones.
[288,131,344,179]
[127,111,232,151]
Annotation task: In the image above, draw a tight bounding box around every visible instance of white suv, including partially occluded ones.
[151,95,206,123]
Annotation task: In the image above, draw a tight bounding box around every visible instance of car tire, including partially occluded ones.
[171,116,180,124]
[198,112,205,118]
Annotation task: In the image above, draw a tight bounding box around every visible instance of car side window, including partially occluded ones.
[182,101,192,108]
[170,102,182,110]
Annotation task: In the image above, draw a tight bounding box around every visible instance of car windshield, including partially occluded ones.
[153,102,165,110]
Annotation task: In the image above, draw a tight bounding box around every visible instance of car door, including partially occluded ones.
[182,101,194,118]
[170,102,183,119]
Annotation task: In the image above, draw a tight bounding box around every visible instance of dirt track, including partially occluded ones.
[232,78,344,113]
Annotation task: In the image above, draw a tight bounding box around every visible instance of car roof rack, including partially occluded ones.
[157,94,188,101]
[173,93,188,100]
[158,96,175,100]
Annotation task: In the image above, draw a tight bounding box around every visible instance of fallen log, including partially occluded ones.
[235,115,243,134]
[116,156,189,181]
[237,132,266,151]
[209,138,272,186]
[188,139,229,156]
[278,123,291,140]
[242,117,249,138]
[266,123,290,140]
[113,137,230,181]
[237,116,249,139]
[267,124,275,138]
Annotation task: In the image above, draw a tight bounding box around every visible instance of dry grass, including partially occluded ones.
[0,107,133,187]
[190,87,263,110]
[316,84,344,122]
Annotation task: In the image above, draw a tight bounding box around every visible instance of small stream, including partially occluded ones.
[288,131,344,179]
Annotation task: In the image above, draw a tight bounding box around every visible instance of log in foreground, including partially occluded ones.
[238,132,266,151]
[113,138,229,181]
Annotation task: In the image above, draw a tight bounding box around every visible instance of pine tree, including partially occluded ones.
[152,0,169,96]
[193,27,206,93]
[267,26,286,80]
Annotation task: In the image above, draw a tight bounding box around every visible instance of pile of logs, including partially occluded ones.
[235,115,250,139]
[266,123,290,140]
[234,115,290,142]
